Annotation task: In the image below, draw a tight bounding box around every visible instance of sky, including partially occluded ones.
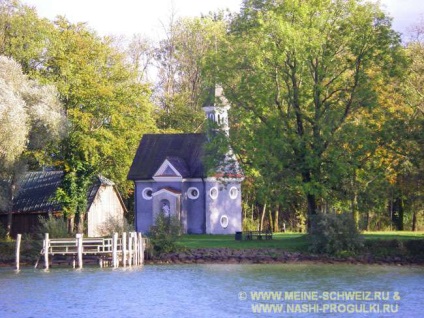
[21,0,424,40]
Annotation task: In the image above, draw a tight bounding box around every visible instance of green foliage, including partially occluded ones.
[210,0,406,228]
[97,216,134,237]
[148,211,182,254]
[34,215,71,239]
[308,213,364,255]
[154,16,227,132]
[0,222,6,239]
[242,218,258,231]
[0,2,157,200]
[54,165,94,222]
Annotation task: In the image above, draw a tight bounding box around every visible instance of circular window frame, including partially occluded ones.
[229,186,238,199]
[220,215,229,229]
[142,187,153,200]
[209,187,219,200]
[187,187,200,200]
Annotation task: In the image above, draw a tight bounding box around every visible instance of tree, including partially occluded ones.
[212,0,405,230]
[0,0,54,75]
[39,18,157,232]
[0,1,157,233]
[154,15,228,132]
[0,55,65,237]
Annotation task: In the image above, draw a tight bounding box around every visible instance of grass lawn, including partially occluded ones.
[176,233,310,251]
[176,231,424,252]
[362,231,424,240]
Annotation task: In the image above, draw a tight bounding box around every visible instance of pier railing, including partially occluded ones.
[34,232,146,270]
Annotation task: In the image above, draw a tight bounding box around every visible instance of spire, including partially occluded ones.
[202,85,230,136]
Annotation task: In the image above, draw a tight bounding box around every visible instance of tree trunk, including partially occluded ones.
[260,203,267,231]
[351,192,359,229]
[412,209,417,231]
[6,178,17,239]
[268,206,273,232]
[67,216,75,234]
[365,210,370,231]
[306,193,317,233]
[77,212,85,234]
[6,209,13,239]
[273,205,279,232]
[392,197,404,231]
[351,170,359,229]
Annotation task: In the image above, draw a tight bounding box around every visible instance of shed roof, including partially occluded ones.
[4,171,120,214]
[11,171,63,214]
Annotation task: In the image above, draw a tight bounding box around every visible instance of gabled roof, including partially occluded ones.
[5,171,122,214]
[165,156,190,177]
[127,133,207,180]
[11,171,63,214]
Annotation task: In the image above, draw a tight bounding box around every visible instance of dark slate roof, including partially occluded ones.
[11,171,63,214]
[166,156,190,177]
[127,134,207,180]
[7,171,119,214]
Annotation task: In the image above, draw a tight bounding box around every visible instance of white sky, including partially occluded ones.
[21,0,424,39]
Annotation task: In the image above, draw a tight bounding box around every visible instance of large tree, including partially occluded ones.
[212,0,405,230]
[0,1,157,232]
[39,17,156,232]
[154,15,228,132]
[0,55,65,237]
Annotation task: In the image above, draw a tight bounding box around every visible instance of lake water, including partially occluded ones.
[0,264,423,317]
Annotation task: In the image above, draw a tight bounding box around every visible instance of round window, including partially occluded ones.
[187,187,199,200]
[142,187,153,200]
[209,187,218,200]
[220,215,229,229]
[229,186,238,199]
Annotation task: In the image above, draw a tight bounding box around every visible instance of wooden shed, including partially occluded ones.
[0,171,127,237]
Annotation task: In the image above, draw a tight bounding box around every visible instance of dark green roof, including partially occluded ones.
[6,171,117,214]
[127,133,207,180]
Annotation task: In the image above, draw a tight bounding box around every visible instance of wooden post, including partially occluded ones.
[112,232,118,268]
[122,232,127,267]
[76,233,83,269]
[128,232,133,267]
[15,234,22,271]
[138,232,143,265]
[44,233,49,270]
[133,232,138,266]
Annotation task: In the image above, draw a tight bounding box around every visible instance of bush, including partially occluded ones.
[148,211,182,255]
[308,213,363,255]
[34,215,71,239]
[243,218,258,231]
[363,239,405,257]
[0,223,7,240]
[97,216,134,237]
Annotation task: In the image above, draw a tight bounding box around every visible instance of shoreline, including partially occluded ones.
[145,248,424,266]
[2,247,423,268]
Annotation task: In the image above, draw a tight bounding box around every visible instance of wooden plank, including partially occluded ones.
[122,232,127,267]
[44,233,49,270]
[15,234,21,271]
[76,233,83,269]
[112,233,118,268]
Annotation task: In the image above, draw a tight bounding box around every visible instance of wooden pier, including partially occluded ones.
[35,232,146,269]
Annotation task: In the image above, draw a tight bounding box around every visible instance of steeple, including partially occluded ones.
[202,85,230,136]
